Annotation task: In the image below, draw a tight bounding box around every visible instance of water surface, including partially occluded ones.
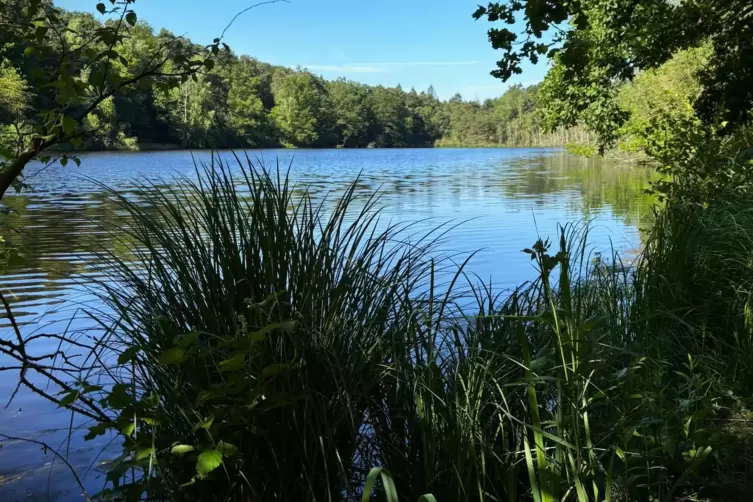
[0,148,655,500]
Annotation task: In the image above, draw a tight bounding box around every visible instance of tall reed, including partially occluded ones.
[88,156,450,500]
[18,155,736,501]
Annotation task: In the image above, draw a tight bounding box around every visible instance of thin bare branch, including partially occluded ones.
[0,434,92,502]
[219,0,290,41]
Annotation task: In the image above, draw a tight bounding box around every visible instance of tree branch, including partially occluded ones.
[219,0,290,41]
[0,434,92,502]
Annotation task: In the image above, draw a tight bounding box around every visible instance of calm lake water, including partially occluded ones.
[0,148,655,500]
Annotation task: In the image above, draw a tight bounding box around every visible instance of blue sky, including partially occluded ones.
[57,0,549,100]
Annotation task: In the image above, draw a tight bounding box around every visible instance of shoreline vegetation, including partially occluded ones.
[0,2,578,155]
[52,143,573,153]
[2,0,753,500]
[3,157,752,502]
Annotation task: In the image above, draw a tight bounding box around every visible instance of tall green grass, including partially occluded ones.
[89,156,451,500]
[639,198,753,383]
[40,155,750,501]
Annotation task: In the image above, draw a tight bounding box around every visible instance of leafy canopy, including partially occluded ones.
[474,0,753,149]
[0,0,242,199]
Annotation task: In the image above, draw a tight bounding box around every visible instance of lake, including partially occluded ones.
[0,148,655,500]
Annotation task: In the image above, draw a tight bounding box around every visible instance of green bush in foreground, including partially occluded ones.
[4,156,751,501]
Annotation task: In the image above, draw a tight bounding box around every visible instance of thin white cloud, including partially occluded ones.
[303,61,481,74]
[305,64,386,73]
[371,61,481,67]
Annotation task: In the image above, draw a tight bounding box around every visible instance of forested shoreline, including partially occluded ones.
[0,2,575,153]
[5,0,753,500]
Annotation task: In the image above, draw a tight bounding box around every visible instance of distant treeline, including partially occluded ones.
[0,2,583,151]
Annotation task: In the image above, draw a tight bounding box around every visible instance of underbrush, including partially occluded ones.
[2,156,753,501]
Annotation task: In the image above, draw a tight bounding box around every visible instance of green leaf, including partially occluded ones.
[171,444,196,455]
[219,352,245,372]
[70,137,83,149]
[24,46,35,57]
[60,157,68,167]
[362,467,399,502]
[216,441,238,456]
[107,383,131,409]
[58,390,79,407]
[135,446,154,460]
[260,364,287,378]
[196,449,223,478]
[121,421,135,436]
[96,3,106,14]
[159,347,186,365]
[84,422,109,441]
[196,415,214,430]
[62,116,77,135]
[203,58,215,71]
[125,12,137,26]
[117,347,139,364]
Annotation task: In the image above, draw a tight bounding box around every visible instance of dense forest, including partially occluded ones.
[0,2,580,152]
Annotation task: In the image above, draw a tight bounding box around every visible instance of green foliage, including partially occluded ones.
[0,61,29,120]
[475,0,753,136]
[222,57,272,146]
[640,199,753,383]
[4,160,753,500]
[81,157,442,500]
[270,71,333,146]
[437,85,588,147]
[0,0,230,197]
[0,0,586,178]
[328,78,371,147]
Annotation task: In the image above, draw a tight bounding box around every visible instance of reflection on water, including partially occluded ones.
[0,148,656,500]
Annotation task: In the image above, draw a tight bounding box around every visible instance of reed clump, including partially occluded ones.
[8,155,752,501]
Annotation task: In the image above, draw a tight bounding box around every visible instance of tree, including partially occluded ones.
[328,78,370,147]
[369,86,412,147]
[615,46,713,165]
[474,0,753,150]
[0,0,240,199]
[0,0,588,169]
[0,62,31,154]
[222,57,272,147]
[271,72,333,147]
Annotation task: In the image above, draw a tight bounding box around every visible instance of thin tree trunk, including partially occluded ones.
[0,147,43,201]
